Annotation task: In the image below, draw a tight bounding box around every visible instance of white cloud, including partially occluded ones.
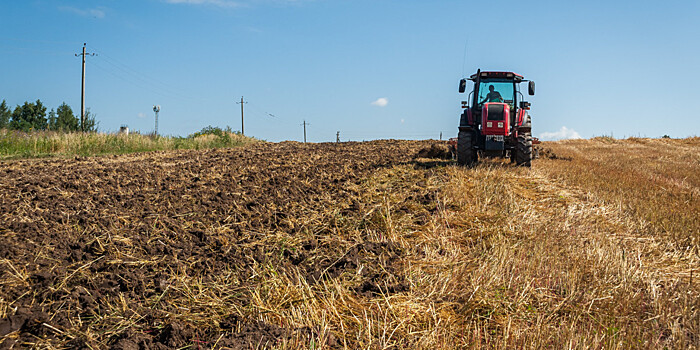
[163,0,317,8]
[400,119,405,124]
[539,126,582,141]
[371,97,388,107]
[163,0,242,7]
[163,0,315,8]
[60,6,106,18]
[137,112,147,119]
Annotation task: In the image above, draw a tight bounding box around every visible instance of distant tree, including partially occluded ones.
[82,108,98,132]
[47,109,57,130]
[189,125,235,138]
[0,100,10,128]
[10,99,47,131]
[54,103,80,131]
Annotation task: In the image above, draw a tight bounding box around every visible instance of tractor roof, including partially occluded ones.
[469,71,524,82]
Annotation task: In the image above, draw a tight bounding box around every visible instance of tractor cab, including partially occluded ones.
[456,69,535,167]
[459,71,534,134]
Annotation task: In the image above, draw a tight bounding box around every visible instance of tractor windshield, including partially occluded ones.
[477,80,515,106]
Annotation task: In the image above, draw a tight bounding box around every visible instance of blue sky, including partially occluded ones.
[1,0,698,141]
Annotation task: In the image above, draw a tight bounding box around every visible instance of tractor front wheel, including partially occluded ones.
[515,133,532,167]
[457,130,478,166]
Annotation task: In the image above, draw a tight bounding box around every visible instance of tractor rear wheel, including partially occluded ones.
[457,130,477,166]
[515,133,532,167]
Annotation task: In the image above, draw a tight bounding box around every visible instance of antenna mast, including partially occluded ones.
[153,105,161,136]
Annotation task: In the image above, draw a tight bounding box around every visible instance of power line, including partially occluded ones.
[90,47,215,103]
[95,55,196,101]
[90,61,174,99]
[89,56,217,107]
[89,60,206,105]
[246,102,278,119]
[100,54,188,96]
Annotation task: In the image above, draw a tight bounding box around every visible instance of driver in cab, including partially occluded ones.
[481,85,504,104]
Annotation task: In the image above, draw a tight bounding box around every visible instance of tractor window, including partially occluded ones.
[478,81,515,106]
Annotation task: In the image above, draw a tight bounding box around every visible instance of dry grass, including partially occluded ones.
[540,137,699,246]
[237,138,699,348]
[0,128,258,159]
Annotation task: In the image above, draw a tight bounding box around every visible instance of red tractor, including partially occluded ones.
[455,70,535,167]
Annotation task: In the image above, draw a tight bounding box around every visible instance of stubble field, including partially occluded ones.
[0,138,698,349]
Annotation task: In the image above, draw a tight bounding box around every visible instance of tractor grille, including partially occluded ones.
[487,104,504,121]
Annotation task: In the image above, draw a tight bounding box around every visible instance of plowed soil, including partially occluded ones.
[0,141,434,349]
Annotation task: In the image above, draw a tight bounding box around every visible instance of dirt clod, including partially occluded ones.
[537,146,572,161]
[415,143,452,159]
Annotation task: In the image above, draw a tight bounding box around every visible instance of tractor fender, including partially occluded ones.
[517,111,531,132]
[460,109,474,127]
[516,109,527,126]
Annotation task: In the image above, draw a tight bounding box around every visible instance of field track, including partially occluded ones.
[0,138,698,349]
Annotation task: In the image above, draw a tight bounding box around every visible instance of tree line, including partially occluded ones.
[0,99,97,132]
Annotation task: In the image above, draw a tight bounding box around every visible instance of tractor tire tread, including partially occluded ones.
[515,133,532,167]
[457,130,478,166]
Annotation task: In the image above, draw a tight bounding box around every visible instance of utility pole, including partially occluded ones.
[440,132,442,140]
[236,96,247,136]
[301,120,310,143]
[336,131,340,143]
[75,43,95,132]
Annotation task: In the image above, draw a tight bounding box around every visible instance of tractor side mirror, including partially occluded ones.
[528,81,535,96]
[459,79,467,93]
